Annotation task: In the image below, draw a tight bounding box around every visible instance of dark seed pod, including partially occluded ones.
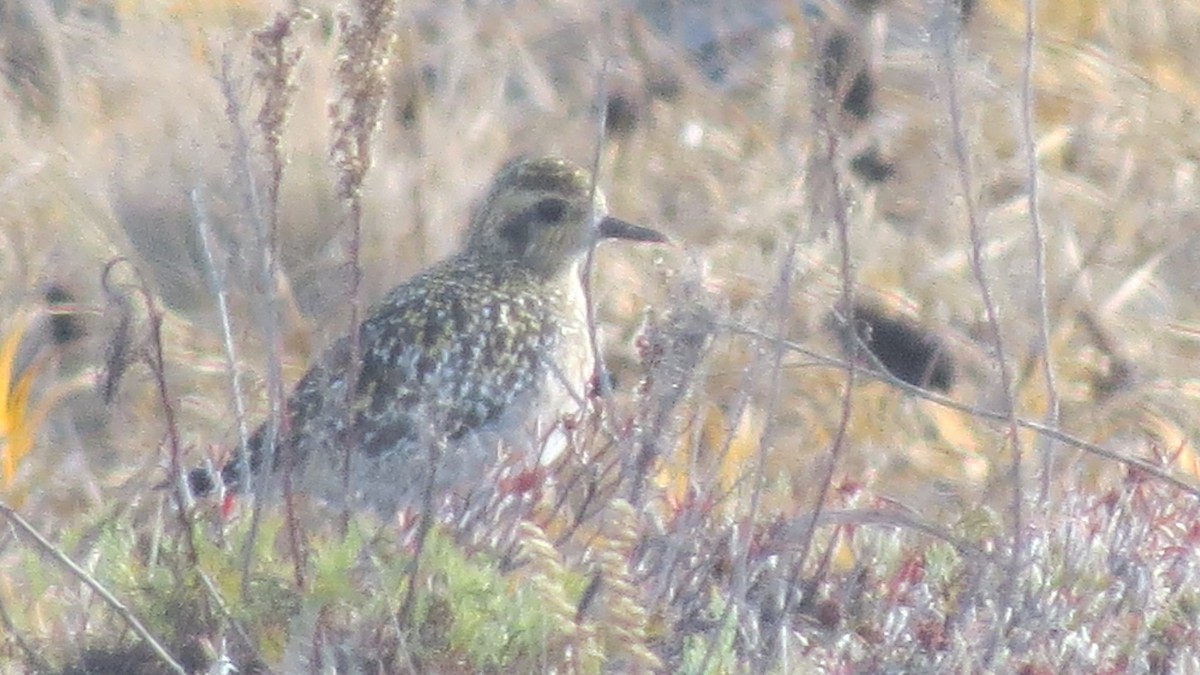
[605,91,640,137]
[851,146,896,184]
[43,283,85,346]
[830,303,956,392]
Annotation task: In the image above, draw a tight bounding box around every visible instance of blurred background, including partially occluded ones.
[3,0,1195,516]
[2,0,1200,670]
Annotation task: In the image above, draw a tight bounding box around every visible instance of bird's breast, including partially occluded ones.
[518,275,594,464]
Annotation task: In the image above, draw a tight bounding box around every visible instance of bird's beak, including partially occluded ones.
[598,216,669,243]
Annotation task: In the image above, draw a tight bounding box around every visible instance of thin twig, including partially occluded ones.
[937,13,1026,662]
[192,188,252,503]
[397,436,443,629]
[699,97,813,675]
[782,507,989,561]
[218,51,306,594]
[329,0,398,535]
[786,70,858,615]
[723,323,1200,501]
[0,588,52,671]
[253,14,318,596]
[1020,0,1059,504]
[0,500,188,675]
[101,260,201,572]
[582,3,612,388]
[192,561,261,663]
[249,15,311,572]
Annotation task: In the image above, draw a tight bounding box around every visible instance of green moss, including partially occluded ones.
[678,591,738,675]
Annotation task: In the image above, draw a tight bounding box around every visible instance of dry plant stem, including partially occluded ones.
[687,386,758,491]
[193,562,261,663]
[145,302,205,568]
[192,189,252,503]
[313,605,329,673]
[397,440,443,630]
[1040,217,1114,332]
[218,53,305,593]
[550,441,625,547]
[730,324,1200,499]
[549,443,603,534]
[337,132,364,540]
[698,148,811,675]
[669,292,760,526]
[186,199,263,654]
[785,90,858,619]
[1020,0,1060,504]
[938,18,1025,660]
[695,329,781,672]
[644,497,703,609]
[787,508,986,560]
[329,0,397,535]
[578,27,671,506]
[626,352,705,507]
[580,9,659,515]
[252,16,315,596]
[582,5,612,400]
[253,12,306,254]
[101,261,201,572]
[0,501,188,675]
[0,587,52,671]
[1016,217,1117,390]
[807,525,842,602]
[644,366,758,609]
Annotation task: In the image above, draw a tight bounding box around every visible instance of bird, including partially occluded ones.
[187,157,667,514]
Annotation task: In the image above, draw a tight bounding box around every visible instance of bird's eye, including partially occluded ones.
[534,198,568,223]
[500,216,533,251]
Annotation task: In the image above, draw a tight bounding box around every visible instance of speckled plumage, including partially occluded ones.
[188,157,665,513]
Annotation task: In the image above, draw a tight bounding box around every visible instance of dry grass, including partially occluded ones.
[2,0,1200,672]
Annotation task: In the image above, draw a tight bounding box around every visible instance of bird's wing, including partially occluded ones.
[221,262,556,490]
[349,264,553,459]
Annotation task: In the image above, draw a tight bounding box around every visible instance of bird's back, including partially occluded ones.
[221,253,588,513]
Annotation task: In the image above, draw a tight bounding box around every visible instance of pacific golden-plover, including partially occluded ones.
[188,157,666,513]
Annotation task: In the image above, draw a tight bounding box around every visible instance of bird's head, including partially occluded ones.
[465,157,666,277]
